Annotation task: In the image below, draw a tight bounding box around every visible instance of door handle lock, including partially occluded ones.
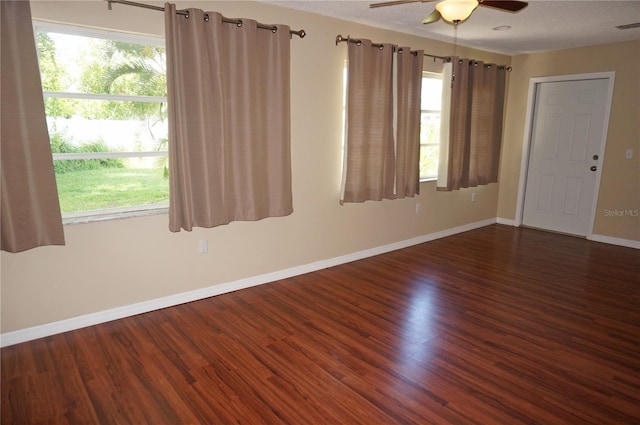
[590,165,597,172]
[593,154,599,160]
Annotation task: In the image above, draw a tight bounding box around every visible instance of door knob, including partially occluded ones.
[590,165,597,171]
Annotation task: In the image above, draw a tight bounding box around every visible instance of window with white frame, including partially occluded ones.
[34,22,168,220]
[420,72,443,180]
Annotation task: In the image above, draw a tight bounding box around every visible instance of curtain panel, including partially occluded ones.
[1,0,65,253]
[437,62,453,189]
[340,41,423,204]
[437,58,506,191]
[165,3,293,232]
[395,47,424,198]
[340,40,396,203]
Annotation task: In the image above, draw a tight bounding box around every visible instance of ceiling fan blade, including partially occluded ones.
[422,9,441,24]
[370,0,434,9]
[478,1,528,12]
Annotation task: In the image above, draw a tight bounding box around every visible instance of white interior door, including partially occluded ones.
[522,78,611,236]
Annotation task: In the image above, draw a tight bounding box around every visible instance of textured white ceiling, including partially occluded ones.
[261,0,640,55]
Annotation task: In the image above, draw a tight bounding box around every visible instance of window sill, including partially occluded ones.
[62,205,169,225]
[420,177,437,183]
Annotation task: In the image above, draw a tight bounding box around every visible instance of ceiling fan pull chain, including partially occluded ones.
[451,19,459,87]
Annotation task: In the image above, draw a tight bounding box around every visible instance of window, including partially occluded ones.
[420,72,443,181]
[34,22,168,221]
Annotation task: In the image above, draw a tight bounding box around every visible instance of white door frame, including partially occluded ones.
[514,72,616,237]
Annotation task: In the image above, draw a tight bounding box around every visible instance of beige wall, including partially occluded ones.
[1,1,509,333]
[498,40,640,241]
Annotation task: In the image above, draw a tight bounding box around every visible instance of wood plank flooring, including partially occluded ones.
[2,225,639,424]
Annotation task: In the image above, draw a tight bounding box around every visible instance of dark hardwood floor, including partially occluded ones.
[2,225,639,424]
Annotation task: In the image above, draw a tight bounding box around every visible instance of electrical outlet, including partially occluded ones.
[198,239,208,254]
[471,192,477,203]
[625,149,634,160]
[416,202,422,213]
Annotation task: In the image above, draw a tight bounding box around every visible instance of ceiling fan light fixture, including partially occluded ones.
[435,0,478,23]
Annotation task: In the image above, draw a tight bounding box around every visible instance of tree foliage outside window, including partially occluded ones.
[35,23,169,216]
[420,73,443,180]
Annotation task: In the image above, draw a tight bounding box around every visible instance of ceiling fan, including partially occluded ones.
[370,0,528,25]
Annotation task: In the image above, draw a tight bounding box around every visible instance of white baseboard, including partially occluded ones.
[496,217,518,226]
[589,234,640,249]
[494,220,639,250]
[0,218,497,348]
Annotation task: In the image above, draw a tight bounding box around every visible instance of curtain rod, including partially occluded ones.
[106,0,306,38]
[335,34,512,71]
[335,34,419,55]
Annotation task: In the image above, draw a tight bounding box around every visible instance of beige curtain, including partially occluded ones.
[437,58,506,191]
[395,47,424,198]
[1,0,65,253]
[165,4,293,232]
[340,40,395,203]
[340,41,423,203]
[437,62,453,189]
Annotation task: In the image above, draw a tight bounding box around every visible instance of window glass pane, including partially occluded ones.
[419,145,439,179]
[420,74,443,180]
[37,24,169,217]
[420,112,440,145]
[421,76,443,110]
[36,31,166,97]
[54,157,169,213]
[420,111,440,179]
[46,99,167,153]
